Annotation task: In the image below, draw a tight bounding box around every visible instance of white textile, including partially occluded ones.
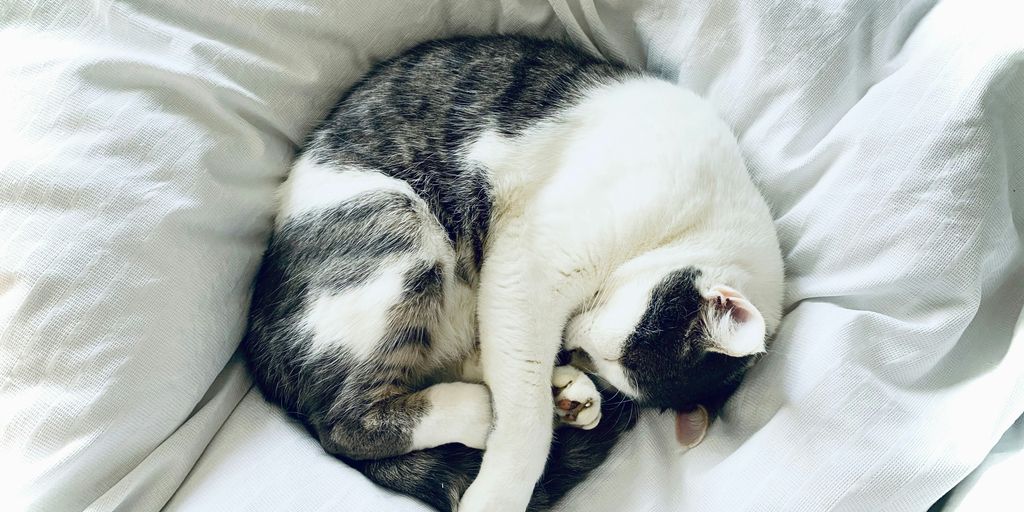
[1,1,1021,511]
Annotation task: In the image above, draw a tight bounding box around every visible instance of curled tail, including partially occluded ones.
[351,444,482,512]
[353,390,640,512]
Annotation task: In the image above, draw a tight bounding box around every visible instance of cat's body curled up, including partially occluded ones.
[244,35,784,512]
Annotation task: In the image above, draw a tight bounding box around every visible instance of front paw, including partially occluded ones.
[459,475,530,512]
[551,366,601,430]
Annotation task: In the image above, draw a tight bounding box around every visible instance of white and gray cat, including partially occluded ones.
[243,35,784,512]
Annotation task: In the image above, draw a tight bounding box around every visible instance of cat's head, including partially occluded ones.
[564,262,778,419]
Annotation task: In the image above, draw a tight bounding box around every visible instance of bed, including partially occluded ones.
[2,1,1022,510]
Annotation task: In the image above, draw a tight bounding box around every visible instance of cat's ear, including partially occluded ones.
[676,405,709,448]
[704,285,767,357]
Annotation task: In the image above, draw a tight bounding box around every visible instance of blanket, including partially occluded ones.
[2,1,1021,510]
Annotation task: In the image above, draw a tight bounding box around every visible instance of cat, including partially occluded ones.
[242,35,784,512]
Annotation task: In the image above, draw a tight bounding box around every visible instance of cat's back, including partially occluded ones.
[307,35,632,169]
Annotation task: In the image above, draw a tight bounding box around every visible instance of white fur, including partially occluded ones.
[301,264,406,360]
[703,285,767,357]
[460,78,784,512]
[410,382,492,451]
[287,154,477,365]
[551,366,602,429]
[277,155,413,223]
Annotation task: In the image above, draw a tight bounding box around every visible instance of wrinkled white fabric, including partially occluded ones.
[1,1,1021,511]
[546,1,1024,511]
[940,376,1024,511]
[0,1,559,510]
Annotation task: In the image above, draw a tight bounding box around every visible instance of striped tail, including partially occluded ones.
[352,389,640,511]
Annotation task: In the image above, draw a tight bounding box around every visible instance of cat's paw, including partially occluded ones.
[551,365,601,430]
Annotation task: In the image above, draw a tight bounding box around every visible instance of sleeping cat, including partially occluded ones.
[243,35,784,512]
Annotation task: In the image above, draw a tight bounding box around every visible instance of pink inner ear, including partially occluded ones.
[710,286,750,323]
[705,285,767,357]
[675,406,709,448]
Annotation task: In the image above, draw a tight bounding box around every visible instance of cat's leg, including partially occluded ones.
[306,257,492,460]
[306,245,490,458]
[315,380,493,460]
[459,222,591,512]
[308,246,491,458]
[460,170,650,510]
[278,159,489,459]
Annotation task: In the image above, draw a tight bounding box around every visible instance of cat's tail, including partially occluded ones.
[527,391,640,510]
[351,389,640,512]
[350,444,482,512]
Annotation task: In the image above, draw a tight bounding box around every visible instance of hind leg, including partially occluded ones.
[308,247,489,457]
[317,380,493,460]
[280,161,486,459]
[310,252,492,460]
[409,382,492,450]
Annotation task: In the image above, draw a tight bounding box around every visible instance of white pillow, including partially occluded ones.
[0,1,560,510]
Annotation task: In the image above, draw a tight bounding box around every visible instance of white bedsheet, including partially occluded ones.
[940,404,1024,510]
[2,1,1022,511]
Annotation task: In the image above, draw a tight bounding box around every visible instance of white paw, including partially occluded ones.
[459,448,537,512]
[460,479,528,512]
[551,365,601,430]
